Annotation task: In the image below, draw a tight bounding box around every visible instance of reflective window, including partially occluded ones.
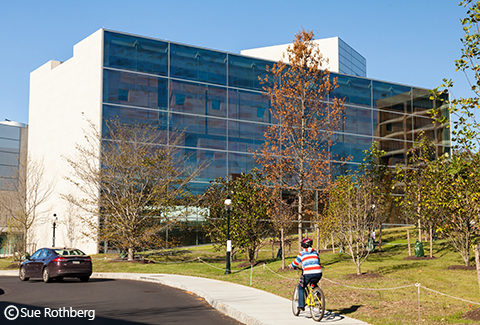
[228,121,268,153]
[102,105,168,131]
[0,165,17,178]
[179,148,226,181]
[228,89,274,123]
[0,152,19,166]
[104,31,168,76]
[228,152,259,175]
[0,125,20,140]
[103,70,168,110]
[170,81,227,117]
[412,88,436,115]
[169,113,226,150]
[331,74,371,107]
[375,138,410,166]
[342,106,372,136]
[373,81,412,112]
[331,134,372,163]
[170,44,227,85]
[228,54,270,90]
[0,138,20,153]
[374,110,413,141]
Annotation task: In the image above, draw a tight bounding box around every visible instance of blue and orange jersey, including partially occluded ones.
[289,247,322,275]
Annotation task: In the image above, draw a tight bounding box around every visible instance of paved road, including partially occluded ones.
[0,276,242,325]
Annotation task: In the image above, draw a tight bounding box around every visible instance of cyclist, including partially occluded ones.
[289,238,322,311]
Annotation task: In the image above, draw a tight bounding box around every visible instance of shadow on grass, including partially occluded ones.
[375,261,429,275]
[330,305,363,315]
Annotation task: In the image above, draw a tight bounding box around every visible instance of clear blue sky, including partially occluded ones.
[0,0,470,125]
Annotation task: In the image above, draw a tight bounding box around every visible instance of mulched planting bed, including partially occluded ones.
[403,256,437,260]
[447,265,476,271]
[464,308,480,322]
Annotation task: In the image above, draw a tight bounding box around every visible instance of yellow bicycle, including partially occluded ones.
[292,272,325,322]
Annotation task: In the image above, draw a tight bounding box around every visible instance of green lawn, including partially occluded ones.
[2,227,479,324]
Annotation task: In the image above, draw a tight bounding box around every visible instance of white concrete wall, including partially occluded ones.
[241,37,340,73]
[28,29,104,255]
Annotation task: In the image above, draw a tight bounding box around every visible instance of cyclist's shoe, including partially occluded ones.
[298,306,305,312]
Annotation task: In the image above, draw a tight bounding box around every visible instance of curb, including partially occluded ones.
[91,273,262,325]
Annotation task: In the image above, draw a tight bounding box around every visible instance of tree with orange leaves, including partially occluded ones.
[255,28,346,251]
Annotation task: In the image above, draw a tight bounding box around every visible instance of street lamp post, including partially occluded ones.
[52,214,58,247]
[224,195,232,275]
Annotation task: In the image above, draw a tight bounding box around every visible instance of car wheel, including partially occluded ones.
[42,267,51,283]
[79,276,90,282]
[19,266,29,281]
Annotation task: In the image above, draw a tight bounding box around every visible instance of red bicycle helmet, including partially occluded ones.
[301,238,313,248]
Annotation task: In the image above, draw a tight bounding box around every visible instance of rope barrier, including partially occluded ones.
[322,276,416,291]
[420,284,480,306]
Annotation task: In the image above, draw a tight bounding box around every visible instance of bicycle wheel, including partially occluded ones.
[292,285,300,316]
[310,287,325,322]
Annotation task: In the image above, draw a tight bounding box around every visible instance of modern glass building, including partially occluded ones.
[0,120,28,255]
[102,30,450,193]
[28,29,450,253]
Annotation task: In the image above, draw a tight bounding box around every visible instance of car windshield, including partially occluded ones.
[53,249,86,256]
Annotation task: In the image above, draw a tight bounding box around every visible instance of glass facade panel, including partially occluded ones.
[0,165,18,178]
[179,148,227,181]
[103,70,168,110]
[102,105,168,130]
[169,113,226,150]
[0,125,20,140]
[0,152,19,166]
[170,44,227,85]
[170,80,227,117]
[104,31,168,76]
[331,134,372,163]
[228,89,273,123]
[374,110,413,141]
[342,106,372,136]
[0,138,20,153]
[228,152,259,176]
[331,74,371,107]
[373,81,412,113]
[228,54,269,91]
[228,121,268,153]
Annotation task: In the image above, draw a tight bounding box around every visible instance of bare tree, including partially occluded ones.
[63,118,206,260]
[255,28,346,251]
[329,174,379,275]
[0,155,54,258]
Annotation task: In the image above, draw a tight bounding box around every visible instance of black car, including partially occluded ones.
[19,247,92,283]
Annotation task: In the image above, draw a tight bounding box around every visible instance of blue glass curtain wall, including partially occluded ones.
[102,30,451,190]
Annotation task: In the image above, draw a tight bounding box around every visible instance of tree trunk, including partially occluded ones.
[281,228,285,269]
[128,247,134,261]
[298,193,303,251]
[475,245,480,296]
[418,219,422,242]
[331,233,335,253]
[378,225,383,251]
[407,228,411,256]
[429,226,433,258]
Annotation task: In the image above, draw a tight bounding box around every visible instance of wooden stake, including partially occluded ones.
[475,245,480,296]
[407,228,411,256]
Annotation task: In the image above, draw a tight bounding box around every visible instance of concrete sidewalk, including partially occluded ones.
[0,270,369,325]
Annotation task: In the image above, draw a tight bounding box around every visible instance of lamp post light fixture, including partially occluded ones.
[224,195,232,275]
[52,214,58,247]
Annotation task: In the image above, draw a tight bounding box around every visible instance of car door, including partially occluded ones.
[25,249,43,278]
[35,249,51,276]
